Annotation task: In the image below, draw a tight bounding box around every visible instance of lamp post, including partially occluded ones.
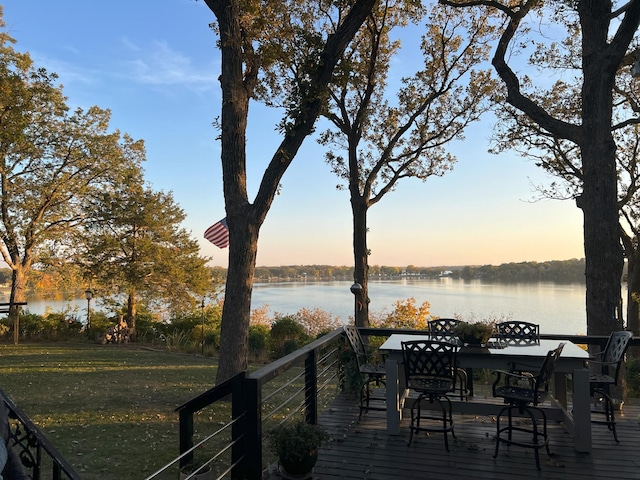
[200,298,206,355]
[85,288,93,332]
[350,282,362,325]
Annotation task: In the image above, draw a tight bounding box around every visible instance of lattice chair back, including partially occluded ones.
[589,331,633,442]
[343,324,367,368]
[401,340,458,391]
[599,330,633,383]
[427,319,469,399]
[343,324,386,418]
[534,343,566,402]
[428,319,461,341]
[497,321,540,345]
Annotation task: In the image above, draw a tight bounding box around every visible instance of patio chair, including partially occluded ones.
[428,319,470,400]
[428,318,462,338]
[496,321,540,345]
[492,342,565,469]
[590,330,633,442]
[401,340,458,451]
[342,325,386,419]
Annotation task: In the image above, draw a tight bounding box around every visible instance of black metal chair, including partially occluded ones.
[496,321,540,345]
[492,342,565,469]
[401,340,458,451]
[342,325,386,419]
[428,318,462,337]
[428,319,470,400]
[589,330,633,442]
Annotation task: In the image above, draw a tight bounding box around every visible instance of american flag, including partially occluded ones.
[204,218,229,249]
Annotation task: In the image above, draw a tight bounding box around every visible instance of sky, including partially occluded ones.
[1,1,585,269]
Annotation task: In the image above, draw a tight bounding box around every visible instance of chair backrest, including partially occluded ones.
[534,343,565,398]
[401,340,458,385]
[343,325,366,366]
[600,330,633,382]
[497,321,540,345]
[428,318,461,335]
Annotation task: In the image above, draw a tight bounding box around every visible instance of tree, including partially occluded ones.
[320,1,496,326]
[441,0,640,336]
[80,180,213,333]
[202,0,379,383]
[0,11,143,337]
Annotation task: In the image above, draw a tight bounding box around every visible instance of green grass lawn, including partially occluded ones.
[0,342,221,480]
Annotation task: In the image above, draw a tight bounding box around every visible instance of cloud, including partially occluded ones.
[117,38,219,94]
[28,37,219,97]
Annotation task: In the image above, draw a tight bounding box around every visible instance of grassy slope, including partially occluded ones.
[0,343,219,480]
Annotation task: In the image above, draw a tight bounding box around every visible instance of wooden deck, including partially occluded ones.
[308,393,640,480]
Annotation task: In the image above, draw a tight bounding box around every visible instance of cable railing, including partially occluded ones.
[144,327,345,480]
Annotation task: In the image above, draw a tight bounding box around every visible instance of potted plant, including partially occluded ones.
[268,420,329,477]
[179,455,213,480]
[454,321,494,347]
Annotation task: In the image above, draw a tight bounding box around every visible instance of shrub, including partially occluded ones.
[291,308,342,336]
[372,297,432,330]
[270,315,311,359]
[248,323,270,363]
[13,310,85,341]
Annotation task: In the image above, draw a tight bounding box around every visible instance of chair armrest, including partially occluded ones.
[492,369,535,395]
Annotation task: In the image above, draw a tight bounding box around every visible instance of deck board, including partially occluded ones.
[306,393,640,480]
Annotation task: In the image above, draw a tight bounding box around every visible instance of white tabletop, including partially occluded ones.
[379,334,590,360]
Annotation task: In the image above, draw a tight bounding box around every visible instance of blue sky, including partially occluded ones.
[1,0,585,268]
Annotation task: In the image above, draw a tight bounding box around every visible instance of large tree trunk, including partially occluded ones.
[216,217,258,382]
[579,2,624,335]
[9,265,27,345]
[351,198,369,327]
[212,0,252,385]
[126,290,137,332]
[207,0,377,384]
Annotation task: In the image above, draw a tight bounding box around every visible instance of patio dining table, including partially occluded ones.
[379,334,592,452]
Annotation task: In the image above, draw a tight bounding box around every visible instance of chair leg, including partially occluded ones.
[602,390,619,442]
[524,406,541,470]
[494,406,507,460]
[456,369,469,401]
[593,388,620,442]
[408,394,453,451]
[359,376,386,419]
[494,405,548,470]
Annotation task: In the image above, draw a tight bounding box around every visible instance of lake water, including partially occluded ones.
[16,278,591,335]
[252,278,588,335]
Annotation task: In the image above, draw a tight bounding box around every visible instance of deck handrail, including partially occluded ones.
[0,388,81,480]
[145,327,345,480]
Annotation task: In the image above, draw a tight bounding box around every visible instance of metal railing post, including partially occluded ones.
[178,408,194,468]
[242,376,262,480]
[305,349,319,424]
[231,372,246,479]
